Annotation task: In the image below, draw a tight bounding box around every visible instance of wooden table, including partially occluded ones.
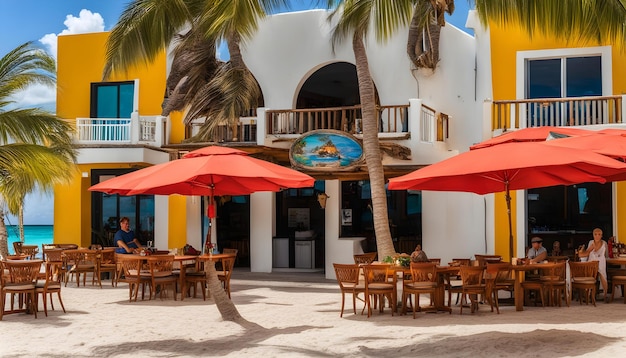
[390,265,459,314]
[512,262,554,311]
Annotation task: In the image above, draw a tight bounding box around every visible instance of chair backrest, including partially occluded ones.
[333,263,360,287]
[12,241,23,254]
[62,249,87,266]
[44,248,65,263]
[354,252,377,265]
[449,258,471,267]
[428,258,441,265]
[362,264,395,286]
[475,254,502,267]
[56,244,79,250]
[409,262,437,283]
[485,262,512,282]
[117,255,142,278]
[41,244,58,260]
[460,265,484,285]
[147,255,175,277]
[223,248,238,256]
[99,249,116,265]
[3,259,42,284]
[220,256,236,280]
[569,260,599,279]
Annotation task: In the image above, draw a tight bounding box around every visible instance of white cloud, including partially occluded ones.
[11,9,105,109]
[40,9,105,58]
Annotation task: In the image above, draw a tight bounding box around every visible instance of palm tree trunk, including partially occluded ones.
[204,259,261,328]
[0,207,9,258]
[352,33,396,259]
[19,202,25,242]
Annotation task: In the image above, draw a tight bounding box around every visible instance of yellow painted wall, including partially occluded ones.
[55,32,189,246]
[168,196,188,249]
[489,22,626,257]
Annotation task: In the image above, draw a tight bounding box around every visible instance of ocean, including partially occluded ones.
[6,225,53,255]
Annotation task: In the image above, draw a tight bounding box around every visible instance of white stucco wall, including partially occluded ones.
[238,10,501,268]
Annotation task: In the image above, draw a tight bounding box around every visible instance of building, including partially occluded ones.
[54,9,626,278]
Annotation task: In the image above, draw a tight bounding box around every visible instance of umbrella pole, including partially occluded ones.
[505,183,514,261]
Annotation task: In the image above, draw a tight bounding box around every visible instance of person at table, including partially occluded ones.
[114,217,142,254]
[410,244,429,262]
[577,227,608,301]
[527,237,547,263]
[551,241,562,256]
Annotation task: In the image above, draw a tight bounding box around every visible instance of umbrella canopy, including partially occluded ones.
[89,146,315,197]
[470,126,593,150]
[387,141,626,259]
[545,131,626,160]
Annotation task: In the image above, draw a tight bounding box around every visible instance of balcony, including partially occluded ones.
[76,101,450,149]
[75,112,167,147]
[486,95,626,131]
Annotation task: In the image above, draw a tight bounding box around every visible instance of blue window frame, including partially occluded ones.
[90,81,135,118]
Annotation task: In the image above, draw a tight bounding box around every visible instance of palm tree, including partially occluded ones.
[0,42,77,259]
[407,0,455,71]
[104,0,288,325]
[474,0,626,46]
[328,0,415,260]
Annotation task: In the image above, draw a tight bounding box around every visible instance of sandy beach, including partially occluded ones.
[1,269,626,357]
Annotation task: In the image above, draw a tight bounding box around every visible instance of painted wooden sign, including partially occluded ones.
[290,130,364,171]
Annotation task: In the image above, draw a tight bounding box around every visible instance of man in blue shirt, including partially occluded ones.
[114,217,142,254]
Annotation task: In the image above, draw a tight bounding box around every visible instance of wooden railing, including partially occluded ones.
[265,104,410,135]
[490,95,624,130]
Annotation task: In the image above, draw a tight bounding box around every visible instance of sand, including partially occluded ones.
[1,270,626,357]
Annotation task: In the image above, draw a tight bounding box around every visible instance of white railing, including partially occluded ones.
[420,104,435,142]
[75,113,167,146]
[488,95,625,131]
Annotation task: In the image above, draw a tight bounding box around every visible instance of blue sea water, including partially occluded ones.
[6,225,53,255]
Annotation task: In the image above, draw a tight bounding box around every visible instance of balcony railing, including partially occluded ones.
[75,113,167,146]
[265,104,411,135]
[488,95,625,131]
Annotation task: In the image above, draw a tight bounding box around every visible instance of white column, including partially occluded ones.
[324,180,340,279]
[186,196,202,249]
[250,191,274,272]
[154,195,169,249]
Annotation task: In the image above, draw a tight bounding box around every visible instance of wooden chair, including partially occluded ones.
[353,252,377,265]
[116,255,151,302]
[610,275,626,303]
[99,249,118,287]
[428,258,441,265]
[475,254,502,267]
[62,249,102,288]
[222,248,239,265]
[362,264,397,317]
[43,248,67,283]
[185,257,211,300]
[446,258,471,306]
[218,255,236,299]
[41,244,58,260]
[146,255,177,300]
[1,260,42,320]
[402,262,438,318]
[35,261,66,316]
[333,263,365,317]
[459,265,492,314]
[569,261,599,306]
[540,261,569,307]
[484,262,514,314]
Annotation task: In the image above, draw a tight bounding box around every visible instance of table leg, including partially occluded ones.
[515,270,524,311]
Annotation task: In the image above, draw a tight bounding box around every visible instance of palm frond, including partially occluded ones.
[0,42,55,103]
[103,0,195,79]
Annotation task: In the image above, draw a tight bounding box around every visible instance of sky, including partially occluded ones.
[1,0,471,225]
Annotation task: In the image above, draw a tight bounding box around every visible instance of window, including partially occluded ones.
[90,81,135,118]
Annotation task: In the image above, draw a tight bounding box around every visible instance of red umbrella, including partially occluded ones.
[545,131,626,160]
[387,141,626,259]
[90,146,315,198]
[470,126,593,150]
[89,146,315,240]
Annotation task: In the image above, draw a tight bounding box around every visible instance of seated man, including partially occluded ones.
[527,237,547,263]
[114,217,142,254]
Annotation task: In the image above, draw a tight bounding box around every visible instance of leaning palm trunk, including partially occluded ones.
[204,258,260,328]
[352,33,395,259]
[0,207,9,258]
